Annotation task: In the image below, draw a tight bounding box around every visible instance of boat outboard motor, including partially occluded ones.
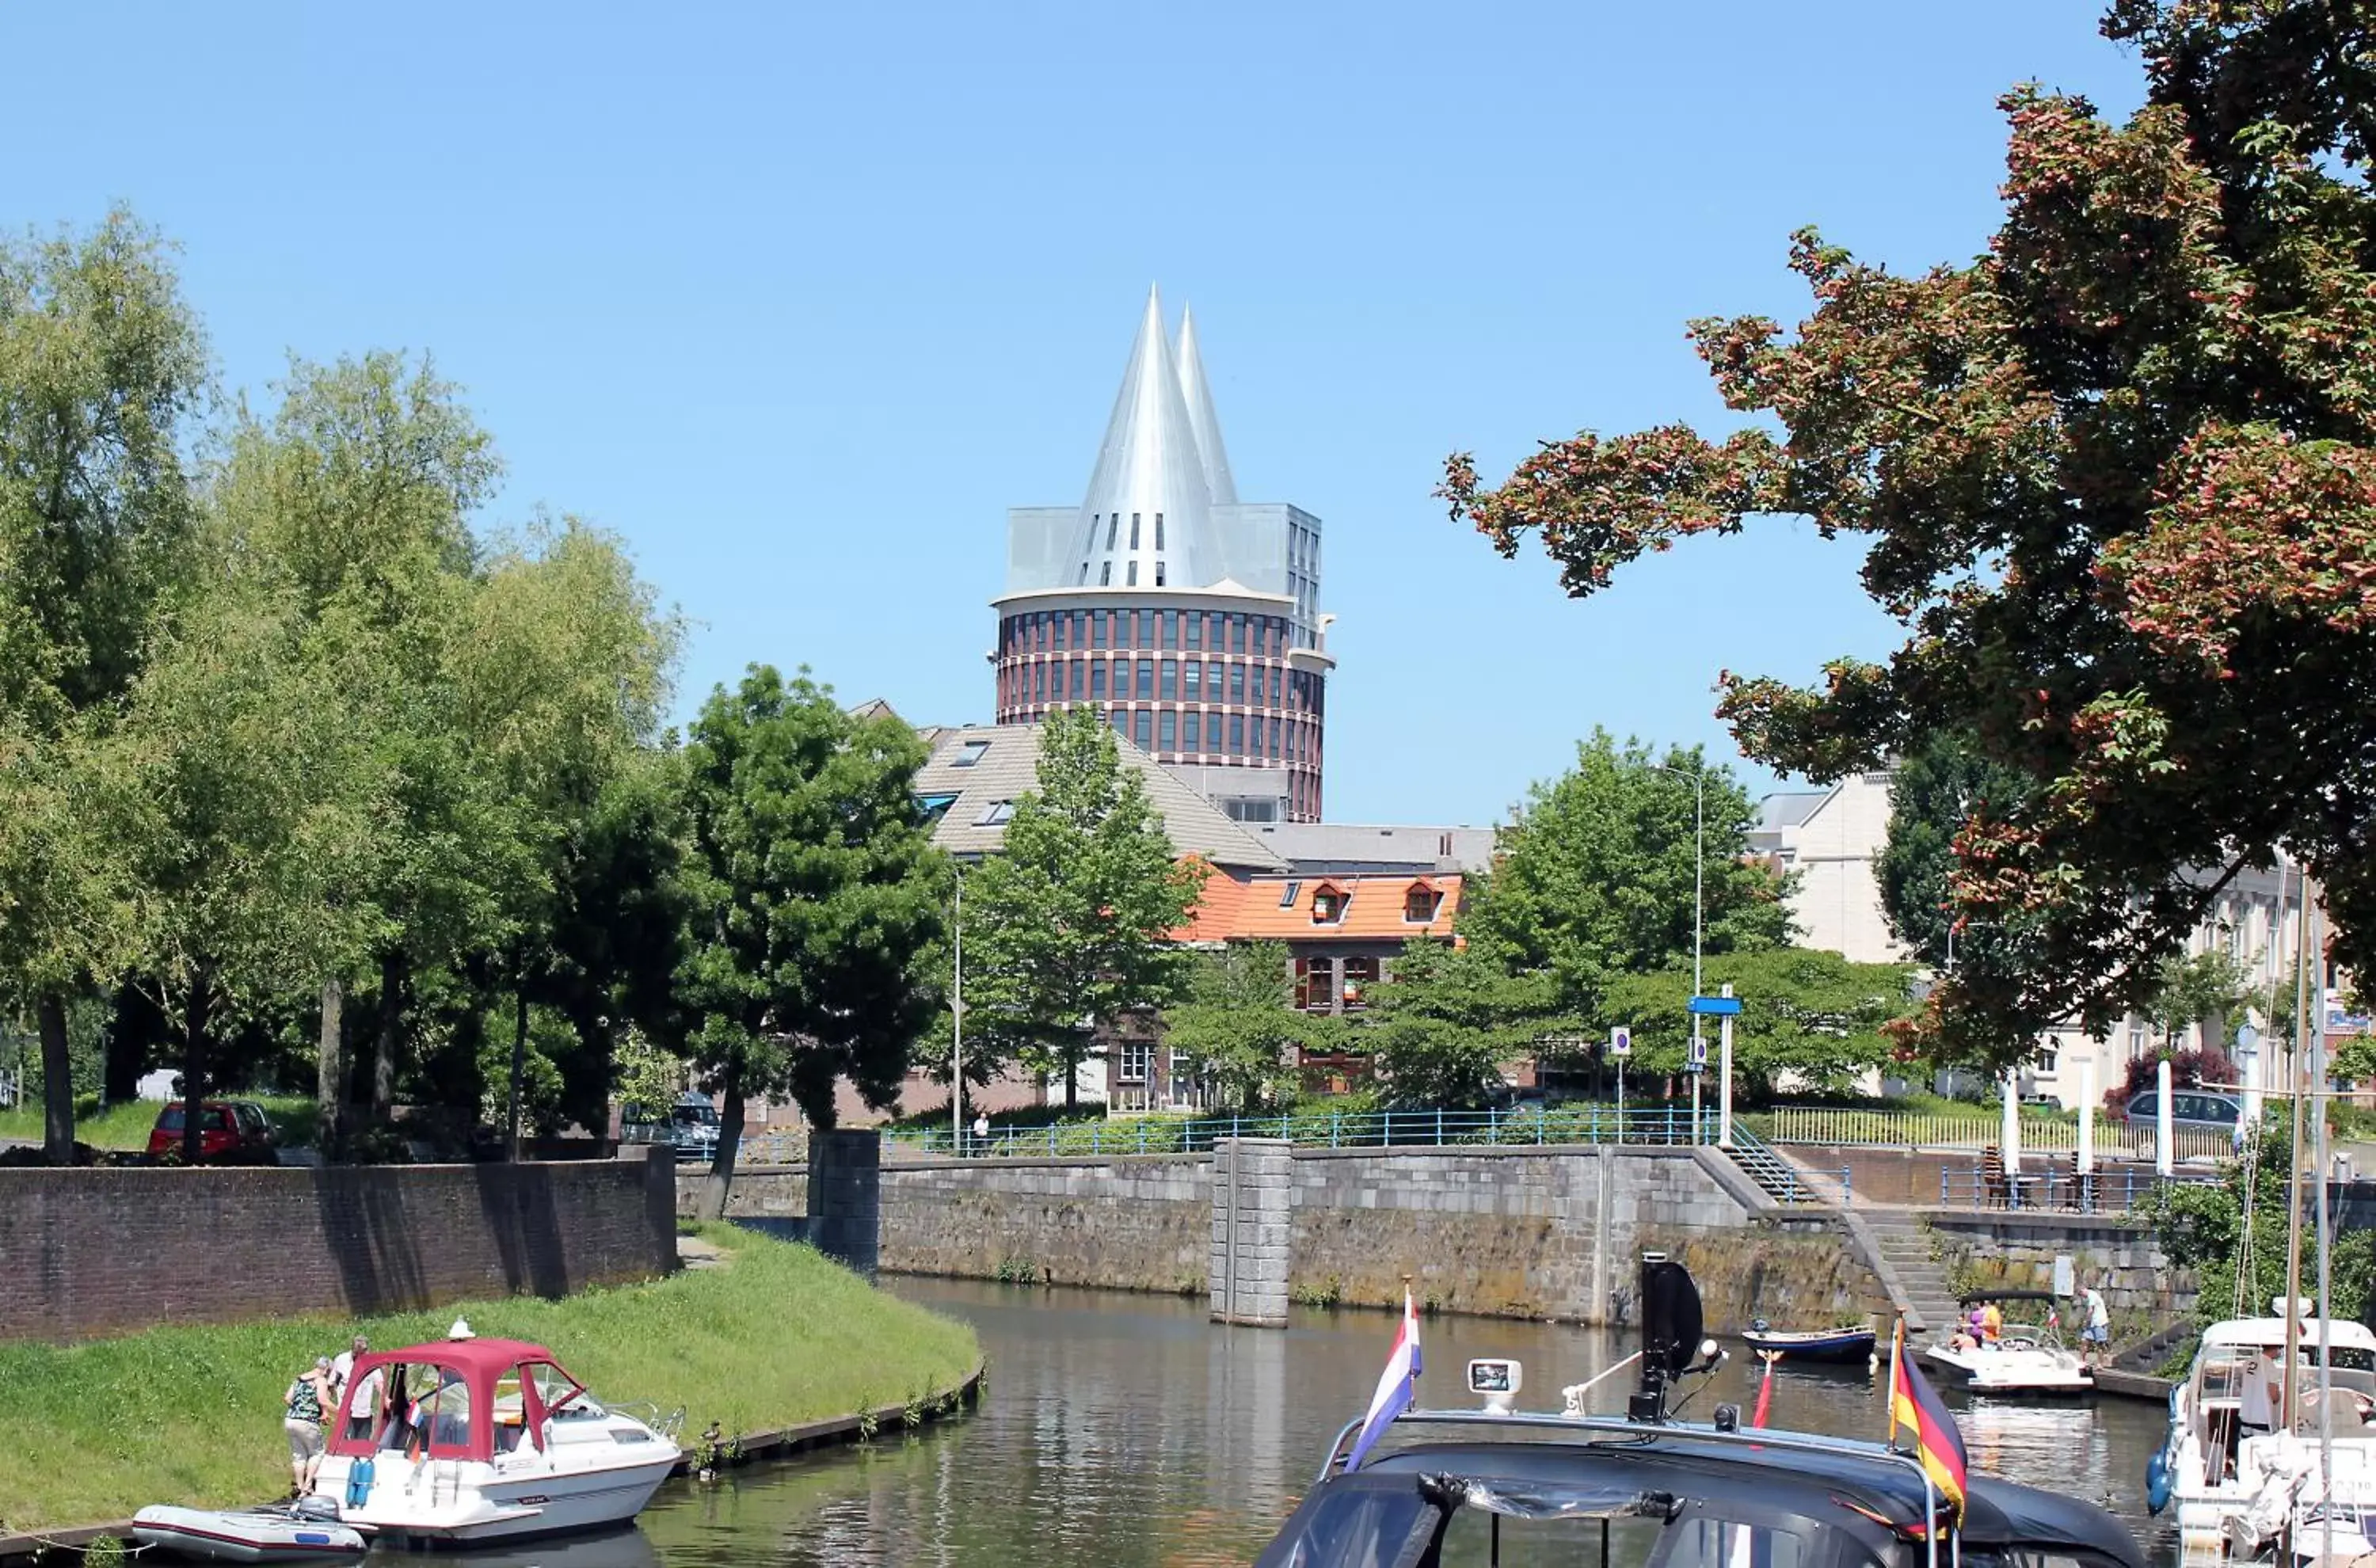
[1632,1253,1705,1423]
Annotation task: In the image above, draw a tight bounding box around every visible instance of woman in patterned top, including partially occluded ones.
[284,1357,335,1496]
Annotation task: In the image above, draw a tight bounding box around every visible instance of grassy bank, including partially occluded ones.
[0,1095,315,1151]
[0,1224,977,1533]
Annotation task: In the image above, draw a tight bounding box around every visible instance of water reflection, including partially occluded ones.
[398,1279,2175,1567]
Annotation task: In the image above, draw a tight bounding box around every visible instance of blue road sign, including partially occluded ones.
[1610,1026,1632,1060]
[1687,1037,1708,1069]
[1688,995,1743,1016]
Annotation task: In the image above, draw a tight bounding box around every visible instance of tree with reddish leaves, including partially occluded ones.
[1443,2,2376,1068]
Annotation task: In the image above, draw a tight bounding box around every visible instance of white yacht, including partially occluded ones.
[2153,1309,2376,1561]
[309,1326,683,1547]
[1923,1291,2094,1394]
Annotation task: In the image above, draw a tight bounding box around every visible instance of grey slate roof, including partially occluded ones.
[915,722,1290,872]
[1244,821,1498,876]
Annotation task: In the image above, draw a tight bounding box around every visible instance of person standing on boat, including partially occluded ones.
[284,1357,334,1497]
[2077,1284,2111,1368]
[328,1335,367,1409]
[1980,1301,2005,1344]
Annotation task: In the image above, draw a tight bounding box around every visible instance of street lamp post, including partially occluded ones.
[1658,763,1708,1141]
[952,871,965,1156]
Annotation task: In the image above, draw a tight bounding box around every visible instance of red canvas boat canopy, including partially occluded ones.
[326,1336,588,1464]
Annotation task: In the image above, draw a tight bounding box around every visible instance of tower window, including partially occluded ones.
[1092,611,1107,648]
[1186,615,1203,649]
[1136,659,1154,699]
[1156,513,1164,549]
[1130,514,1141,549]
[1155,561,1166,586]
[1100,561,1112,585]
[1184,663,1201,698]
[1091,662,1106,698]
[1159,710,1175,750]
[1126,561,1138,587]
[1079,563,1090,584]
[1159,660,1177,698]
[1183,710,1202,750]
[1134,709,1152,750]
[1070,661,1085,699]
[1106,516,1118,550]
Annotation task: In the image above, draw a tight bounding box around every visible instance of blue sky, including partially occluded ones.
[1,2,2145,825]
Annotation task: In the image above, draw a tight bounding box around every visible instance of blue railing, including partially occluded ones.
[751,1104,1729,1165]
[1936,1163,2214,1214]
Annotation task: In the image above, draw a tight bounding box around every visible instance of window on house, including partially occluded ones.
[1136,660,1154,699]
[2036,1047,2060,1075]
[1160,611,1176,649]
[1269,666,1282,705]
[1092,611,1107,649]
[953,740,990,768]
[1183,710,1201,750]
[1110,707,1129,735]
[1134,709,1152,749]
[1159,710,1176,750]
[1187,614,1204,648]
[1280,881,1301,908]
[1033,663,1046,701]
[1091,662,1107,698]
[1070,661,1086,699]
[1229,664,1247,703]
[1269,717,1281,756]
[1229,713,1246,754]
[1404,885,1441,923]
[1159,660,1178,699]
[1130,513,1141,549]
[1341,955,1376,1008]
[1230,614,1247,653]
[1184,662,1201,698]
[1127,561,1138,587]
[1294,956,1331,1012]
[976,800,1015,827]
[1312,886,1346,923]
[914,793,959,825]
[1117,1041,1153,1083]
[1054,615,1068,650]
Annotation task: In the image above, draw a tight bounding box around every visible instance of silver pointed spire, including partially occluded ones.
[1064,286,1217,589]
[1175,304,1238,507]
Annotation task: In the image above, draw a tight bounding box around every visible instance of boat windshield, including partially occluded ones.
[1256,1474,1874,1568]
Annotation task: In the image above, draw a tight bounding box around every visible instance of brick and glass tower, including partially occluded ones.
[992,288,1332,824]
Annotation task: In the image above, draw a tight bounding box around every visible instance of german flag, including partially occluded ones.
[1888,1319,1968,1526]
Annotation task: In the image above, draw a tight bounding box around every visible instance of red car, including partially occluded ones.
[147,1099,280,1164]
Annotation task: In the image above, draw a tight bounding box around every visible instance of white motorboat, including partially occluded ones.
[308,1325,683,1547]
[2150,1308,2376,1559]
[1923,1290,2092,1394]
[131,1503,365,1562]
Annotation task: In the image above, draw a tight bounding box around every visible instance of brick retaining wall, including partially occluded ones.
[0,1151,680,1343]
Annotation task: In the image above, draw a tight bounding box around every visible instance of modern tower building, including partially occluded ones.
[992,288,1333,824]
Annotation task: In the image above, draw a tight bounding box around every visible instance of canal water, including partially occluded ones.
[501,1278,2178,1567]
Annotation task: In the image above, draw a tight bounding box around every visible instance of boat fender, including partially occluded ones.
[2145,1449,2171,1516]
[346,1454,376,1509]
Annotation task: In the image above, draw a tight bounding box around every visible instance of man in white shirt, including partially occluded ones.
[2078,1286,2111,1367]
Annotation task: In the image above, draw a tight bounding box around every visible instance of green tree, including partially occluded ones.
[1364,940,1563,1108]
[1159,941,1330,1113]
[1597,947,1913,1094]
[0,210,209,1161]
[2144,948,2255,1056]
[2149,1124,2374,1328]
[1875,732,2038,973]
[961,706,1206,1109]
[1460,731,1790,1018]
[676,667,948,1217]
[1439,2,2376,1063]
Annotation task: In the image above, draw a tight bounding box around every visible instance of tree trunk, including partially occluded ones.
[508,984,528,1161]
[37,990,74,1164]
[178,968,213,1166]
[699,1064,744,1222]
[371,950,404,1122]
[1063,1040,1081,1112]
[103,981,147,1106]
[317,976,345,1161]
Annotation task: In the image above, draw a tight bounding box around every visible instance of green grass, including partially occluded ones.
[0,1224,978,1532]
[0,1095,318,1151]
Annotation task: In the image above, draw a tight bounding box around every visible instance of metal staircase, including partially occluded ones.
[1722,1129,1818,1205]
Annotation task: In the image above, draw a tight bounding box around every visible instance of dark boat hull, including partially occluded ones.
[1740,1327,1877,1364]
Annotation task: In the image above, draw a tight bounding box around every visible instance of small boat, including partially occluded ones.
[2151,1303,2376,1558]
[307,1323,683,1546]
[131,1504,366,1562]
[1923,1289,2092,1394]
[1740,1318,1878,1364]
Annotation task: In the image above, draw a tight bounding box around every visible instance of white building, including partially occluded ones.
[1755,771,2303,1109]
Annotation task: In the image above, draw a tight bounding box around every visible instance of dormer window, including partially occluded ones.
[1279,880,1301,908]
[953,740,990,768]
[976,800,1015,827]
[1311,884,1350,924]
[1403,883,1442,924]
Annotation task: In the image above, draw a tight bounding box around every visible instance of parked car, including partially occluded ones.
[147,1099,280,1164]
[2121,1087,2242,1128]
[665,1093,721,1162]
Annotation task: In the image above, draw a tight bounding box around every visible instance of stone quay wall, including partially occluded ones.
[2,1151,680,1344]
[694,1144,1890,1328]
[1920,1211,2197,1319]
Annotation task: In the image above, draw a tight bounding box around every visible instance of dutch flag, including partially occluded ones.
[1345,1289,1422,1471]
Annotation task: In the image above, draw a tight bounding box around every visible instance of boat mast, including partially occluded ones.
[2311,883,2336,1562]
